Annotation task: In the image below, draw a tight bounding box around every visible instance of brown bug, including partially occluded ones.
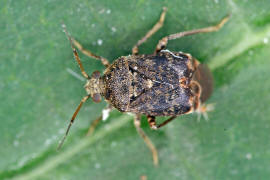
[58,7,229,166]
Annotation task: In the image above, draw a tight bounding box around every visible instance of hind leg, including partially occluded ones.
[147,115,177,129]
[155,15,230,53]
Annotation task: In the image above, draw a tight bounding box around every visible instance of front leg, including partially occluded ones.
[72,38,110,67]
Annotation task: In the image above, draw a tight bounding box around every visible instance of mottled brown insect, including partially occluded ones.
[59,8,229,166]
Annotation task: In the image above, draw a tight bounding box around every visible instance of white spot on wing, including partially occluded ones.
[161,49,183,59]
[147,79,153,88]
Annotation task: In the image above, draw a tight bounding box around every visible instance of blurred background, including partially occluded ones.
[1,0,270,179]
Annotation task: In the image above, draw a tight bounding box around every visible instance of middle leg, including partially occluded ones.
[86,105,113,136]
[134,114,159,166]
[132,7,167,55]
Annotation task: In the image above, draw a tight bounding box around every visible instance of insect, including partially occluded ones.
[58,7,229,166]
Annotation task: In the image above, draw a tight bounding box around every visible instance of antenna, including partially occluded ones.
[57,94,90,150]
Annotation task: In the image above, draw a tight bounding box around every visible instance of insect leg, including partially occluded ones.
[86,115,102,136]
[155,15,230,53]
[134,114,159,166]
[132,7,167,55]
[86,105,113,136]
[147,115,177,129]
[72,38,110,68]
[147,115,157,129]
[190,80,202,100]
[189,80,215,121]
[58,95,91,150]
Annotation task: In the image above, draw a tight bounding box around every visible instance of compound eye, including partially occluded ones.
[92,93,102,103]
[91,71,101,79]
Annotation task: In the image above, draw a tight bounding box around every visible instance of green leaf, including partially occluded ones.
[1,0,270,179]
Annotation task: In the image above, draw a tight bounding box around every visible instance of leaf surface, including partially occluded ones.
[1,0,270,179]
